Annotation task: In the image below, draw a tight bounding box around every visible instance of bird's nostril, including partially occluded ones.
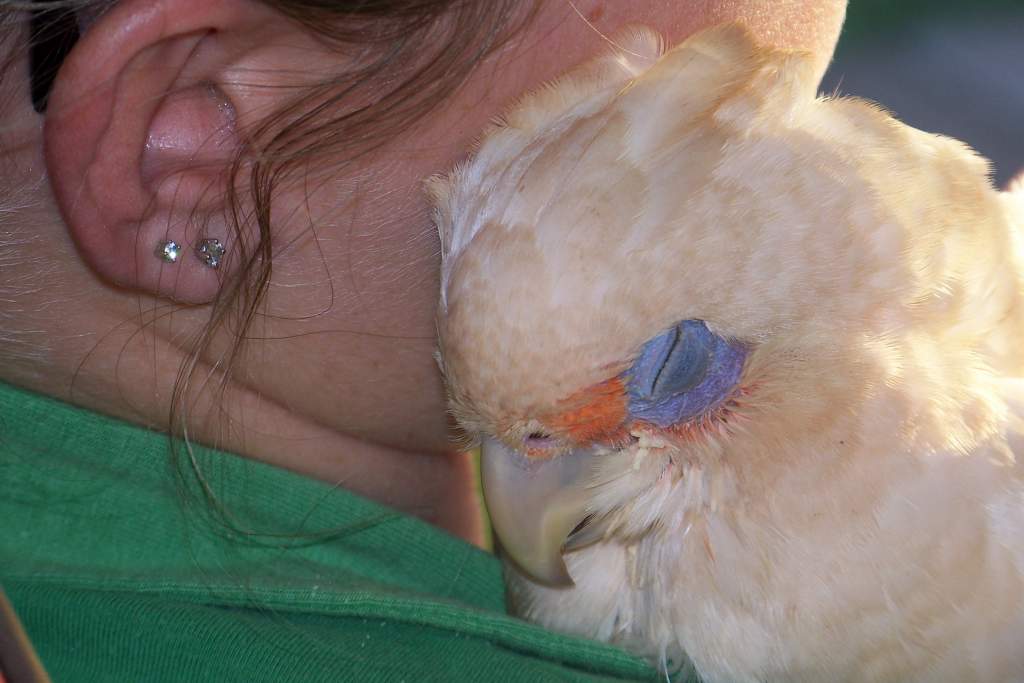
[524,432,557,448]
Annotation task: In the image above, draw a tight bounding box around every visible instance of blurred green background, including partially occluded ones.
[822,0,1023,186]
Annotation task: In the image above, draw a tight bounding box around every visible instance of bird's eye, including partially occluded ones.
[625,320,746,428]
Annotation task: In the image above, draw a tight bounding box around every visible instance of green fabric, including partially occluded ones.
[0,382,659,682]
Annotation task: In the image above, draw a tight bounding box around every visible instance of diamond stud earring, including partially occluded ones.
[196,238,226,269]
[157,240,181,263]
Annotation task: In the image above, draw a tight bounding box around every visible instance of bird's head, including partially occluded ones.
[429,26,1007,584]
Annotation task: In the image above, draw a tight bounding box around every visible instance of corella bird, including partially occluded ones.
[429,24,1024,682]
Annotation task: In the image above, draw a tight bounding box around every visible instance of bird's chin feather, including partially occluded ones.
[566,441,673,549]
[573,430,720,547]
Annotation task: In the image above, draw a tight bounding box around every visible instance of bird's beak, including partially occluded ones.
[480,437,604,586]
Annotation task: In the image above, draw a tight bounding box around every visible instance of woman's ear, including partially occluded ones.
[44,0,285,303]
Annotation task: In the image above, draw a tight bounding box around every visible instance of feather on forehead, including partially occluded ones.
[431,24,822,418]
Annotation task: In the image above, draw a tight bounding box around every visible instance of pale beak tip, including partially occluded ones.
[502,548,575,587]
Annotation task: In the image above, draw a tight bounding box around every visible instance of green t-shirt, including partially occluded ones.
[0,382,659,682]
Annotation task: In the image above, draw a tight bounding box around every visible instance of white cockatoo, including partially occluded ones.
[429,24,1024,683]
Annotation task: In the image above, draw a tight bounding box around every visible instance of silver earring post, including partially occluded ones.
[196,238,226,269]
[157,240,181,263]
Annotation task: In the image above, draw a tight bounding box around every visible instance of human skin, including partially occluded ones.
[0,0,846,544]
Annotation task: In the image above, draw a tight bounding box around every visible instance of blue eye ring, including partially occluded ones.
[624,320,746,428]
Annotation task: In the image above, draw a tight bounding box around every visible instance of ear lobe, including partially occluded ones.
[44,0,257,303]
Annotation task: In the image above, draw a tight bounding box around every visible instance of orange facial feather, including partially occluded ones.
[543,377,629,445]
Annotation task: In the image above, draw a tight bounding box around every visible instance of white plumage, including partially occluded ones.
[430,24,1024,682]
